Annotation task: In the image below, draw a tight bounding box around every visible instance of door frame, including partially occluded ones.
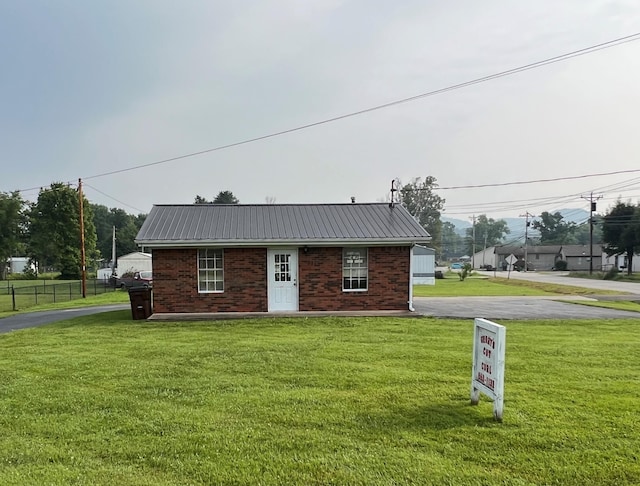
[267,247,299,312]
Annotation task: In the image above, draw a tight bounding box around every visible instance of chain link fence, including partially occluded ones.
[2,280,116,312]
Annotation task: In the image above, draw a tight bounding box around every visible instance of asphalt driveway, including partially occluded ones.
[414,296,640,319]
[0,304,128,334]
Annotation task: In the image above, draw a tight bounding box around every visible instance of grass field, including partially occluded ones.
[0,313,638,485]
[0,280,121,314]
[413,276,623,297]
[564,300,640,313]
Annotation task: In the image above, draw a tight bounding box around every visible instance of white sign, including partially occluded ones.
[471,318,506,421]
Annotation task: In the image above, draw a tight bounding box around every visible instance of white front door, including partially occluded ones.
[267,248,298,312]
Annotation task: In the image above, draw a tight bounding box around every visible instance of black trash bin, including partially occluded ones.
[129,287,153,320]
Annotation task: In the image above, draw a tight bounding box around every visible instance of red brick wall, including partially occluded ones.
[298,246,410,311]
[152,245,410,313]
[152,248,268,313]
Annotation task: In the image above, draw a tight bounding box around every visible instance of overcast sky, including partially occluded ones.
[2,0,640,223]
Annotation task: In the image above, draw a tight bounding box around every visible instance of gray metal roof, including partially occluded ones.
[136,203,431,247]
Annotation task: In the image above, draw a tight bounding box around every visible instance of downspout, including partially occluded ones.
[408,244,415,312]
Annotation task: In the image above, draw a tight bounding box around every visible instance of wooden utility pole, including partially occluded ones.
[519,212,535,272]
[582,192,602,275]
[469,215,476,269]
[78,178,87,298]
[111,225,117,276]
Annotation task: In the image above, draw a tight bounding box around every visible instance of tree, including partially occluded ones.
[573,219,602,245]
[465,214,510,255]
[400,177,445,254]
[531,211,576,244]
[0,191,26,279]
[602,201,640,276]
[28,183,98,279]
[92,204,147,262]
[194,191,240,205]
[441,221,465,260]
[213,191,239,204]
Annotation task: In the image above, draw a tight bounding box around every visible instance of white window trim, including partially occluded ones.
[197,248,224,293]
[342,247,368,292]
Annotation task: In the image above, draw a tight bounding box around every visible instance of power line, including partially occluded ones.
[14,32,640,193]
[436,168,640,191]
[83,183,147,214]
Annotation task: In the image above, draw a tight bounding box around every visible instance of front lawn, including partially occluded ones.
[0,314,638,485]
[414,276,625,297]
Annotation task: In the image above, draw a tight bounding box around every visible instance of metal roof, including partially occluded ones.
[136,203,431,247]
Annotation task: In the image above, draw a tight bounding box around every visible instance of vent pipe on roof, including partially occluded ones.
[389,179,398,208]
[351,196,356,203]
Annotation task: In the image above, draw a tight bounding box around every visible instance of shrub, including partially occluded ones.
[459,263,472,281]
[603,266,619,280]
[554,260,568,271]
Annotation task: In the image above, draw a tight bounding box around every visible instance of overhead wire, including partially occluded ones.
[82,183,147,214]
[12,32,640,194]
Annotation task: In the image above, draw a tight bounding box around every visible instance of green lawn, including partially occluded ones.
[413,276,623,297]
[564,300,640,313]
[0,314,638,485]
[0,289,129,318]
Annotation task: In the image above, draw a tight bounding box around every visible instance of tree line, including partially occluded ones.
[398,177,639,273]
[0,184,144,279]
[1,181,638,279]
[0,187,243,280]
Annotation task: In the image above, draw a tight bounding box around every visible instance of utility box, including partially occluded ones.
[129,287,152,320]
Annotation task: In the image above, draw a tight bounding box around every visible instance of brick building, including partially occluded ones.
[135,203,431,315]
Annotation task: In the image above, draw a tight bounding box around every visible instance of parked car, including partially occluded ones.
[450,262,463,270]
[110,271,153,289]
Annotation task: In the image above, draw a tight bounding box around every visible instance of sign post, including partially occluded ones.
[471,318,506,421]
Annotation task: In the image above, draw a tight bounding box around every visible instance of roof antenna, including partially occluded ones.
[389,179,398,208]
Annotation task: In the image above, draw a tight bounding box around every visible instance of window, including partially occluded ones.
[198,249,224,292]
[273,253,291,282]
[343,248,368,291]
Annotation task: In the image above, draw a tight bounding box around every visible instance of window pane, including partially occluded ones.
[343,248,368,291]
[198,249,224,292]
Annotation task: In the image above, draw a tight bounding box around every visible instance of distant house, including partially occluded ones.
[135,203,431,315]
[412,245,436,285]
[473,244,604,271]
[7,257,35,274]
[602,252,640,273]
[116,252,152,275]
[560,245,603,271]
[475,245,562,271]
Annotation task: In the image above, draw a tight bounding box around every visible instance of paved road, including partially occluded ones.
[0,304,129,334]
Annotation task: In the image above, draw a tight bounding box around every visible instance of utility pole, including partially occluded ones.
[519,212,535,272]
[483,232,488,267]
[111,226,117,276]
[582,192,602,275]
[469,215,476,269]
[78,178,87,298]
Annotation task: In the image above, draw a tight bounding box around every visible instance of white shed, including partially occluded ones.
[413,245,436,285]
[115,252,152,276]
[7,257,35,274]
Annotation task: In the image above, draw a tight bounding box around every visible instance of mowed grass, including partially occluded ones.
[0,289,128,315]
[564,300,640,313]
[413,276,623,297]
[0,314,638,485]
